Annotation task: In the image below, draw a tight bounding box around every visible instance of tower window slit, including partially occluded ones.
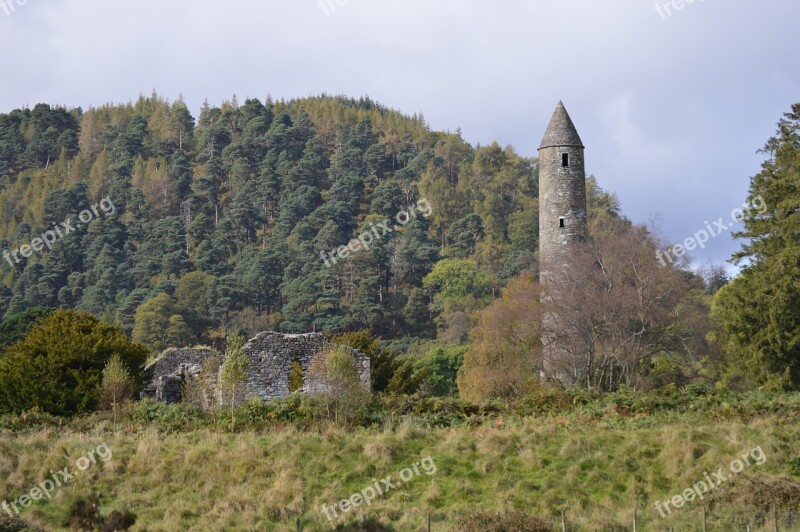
[559,217,565,228]
[562,153,569,167]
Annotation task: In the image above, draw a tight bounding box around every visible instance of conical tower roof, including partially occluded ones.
[538,101,584,150]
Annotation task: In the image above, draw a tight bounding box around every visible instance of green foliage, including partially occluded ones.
[129,399,208,432]
[132,292,201,352]
[388,344,466,397]
[0,306,53,350]
[0,407,62,431]
[333,330,398,393]
[100,354,135,420]
[308,345,371,424]
[423,259,492,305]
[234,393,380,429]
[714,102,800,389]
[175,271,213,332]
[0,309,148,416]
[288,359,304,393]
[0,94,542,346]
[219,332,248,406]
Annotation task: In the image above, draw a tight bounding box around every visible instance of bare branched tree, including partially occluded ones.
[542,218,711,391]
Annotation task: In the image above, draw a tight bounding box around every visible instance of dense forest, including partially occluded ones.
[0,94,541,344]
[0,94,797,401]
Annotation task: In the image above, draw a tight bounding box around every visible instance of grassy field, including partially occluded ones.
[2,389,800,531]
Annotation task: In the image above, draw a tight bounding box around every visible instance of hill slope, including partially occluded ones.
[0,94,555,347]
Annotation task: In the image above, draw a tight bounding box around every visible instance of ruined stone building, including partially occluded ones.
[538,101,588,386]
[141,346,217,404]
[242,332,370,401]
[142,332,370,404]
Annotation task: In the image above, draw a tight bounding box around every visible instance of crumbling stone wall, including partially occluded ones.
[141,347,219,404]
[243,332,370,401]
[142,333,370,404]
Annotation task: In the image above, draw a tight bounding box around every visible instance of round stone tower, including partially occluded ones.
[538,101,587,386]
[538,101,587,283]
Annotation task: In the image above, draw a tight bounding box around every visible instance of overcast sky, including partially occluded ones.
[1,0,797,272]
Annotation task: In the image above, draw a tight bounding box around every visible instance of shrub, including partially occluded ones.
[388,345,466,397]
[0,407,62,431]
[308,345,371,424]
[0,310,148,416]
[333,330,398,393]
[100,354,135,422]
[219,332,248,408]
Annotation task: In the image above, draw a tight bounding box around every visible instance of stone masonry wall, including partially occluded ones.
[538,102,589,387]
[242,332,371,402]
[143,335,371,404]
[538,145,587,282]
[141,347,219,403]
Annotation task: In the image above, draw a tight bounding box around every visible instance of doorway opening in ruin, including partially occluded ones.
[288,359,305,393]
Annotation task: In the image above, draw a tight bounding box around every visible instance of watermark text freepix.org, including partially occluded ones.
[655,446,766,518]
[319,0,348,16]
[320,455,437,521]
[655,0,705,20]
[2,443,113,518]
[3,196,115,268]
[1,0,28,17]
[656,195,766,266]
[320,198,432,268]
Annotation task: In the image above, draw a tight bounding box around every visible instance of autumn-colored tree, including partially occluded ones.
[541,218,711,391]
[457,273,541,402]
